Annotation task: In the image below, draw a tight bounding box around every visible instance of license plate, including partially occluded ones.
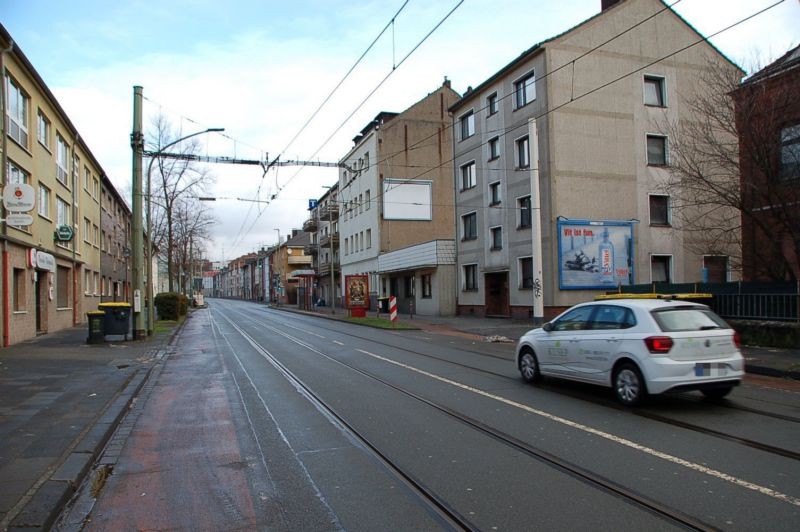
[695,363,728,377]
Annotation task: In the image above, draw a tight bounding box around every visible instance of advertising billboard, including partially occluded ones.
[345,274,370,309]
[558,220,634,290]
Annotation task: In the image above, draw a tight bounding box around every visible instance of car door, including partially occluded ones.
[539,305,596,377]
[567,304,635,383]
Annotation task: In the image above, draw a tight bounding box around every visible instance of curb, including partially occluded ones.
[745,364,800,380]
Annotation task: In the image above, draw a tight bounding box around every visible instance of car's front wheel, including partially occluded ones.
[613,362,646,406]
[519,349,541,383]
[701,386,733,401]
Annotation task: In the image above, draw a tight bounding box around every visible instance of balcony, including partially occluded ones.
[288,255,313,266]
[320,233,340,248]
[303,217,318,232]
[319,203,340,220]
[304,244,319,256]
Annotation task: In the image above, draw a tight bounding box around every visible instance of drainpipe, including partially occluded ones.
[71,133,80,326]
[1,39,15,347]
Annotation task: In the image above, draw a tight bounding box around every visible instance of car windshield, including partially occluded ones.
[651,307,729,332]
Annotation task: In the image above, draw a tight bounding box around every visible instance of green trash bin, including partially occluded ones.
[86,311,105,344]
[97,302,132,340]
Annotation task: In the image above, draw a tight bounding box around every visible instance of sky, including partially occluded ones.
[2,0,798,262]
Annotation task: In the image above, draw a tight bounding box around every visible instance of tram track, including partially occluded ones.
[214,305,720,531]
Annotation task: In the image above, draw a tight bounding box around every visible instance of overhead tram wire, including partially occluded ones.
[359,0,784,208]
[230,1,465,247]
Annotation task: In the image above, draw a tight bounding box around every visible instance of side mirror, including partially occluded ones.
[542,322,553,332]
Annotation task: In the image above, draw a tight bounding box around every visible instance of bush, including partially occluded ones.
[154,292,189,320]
[729,319,800,349]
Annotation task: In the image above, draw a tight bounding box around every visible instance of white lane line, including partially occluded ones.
[333,340,345,346]
[356,348,800,508]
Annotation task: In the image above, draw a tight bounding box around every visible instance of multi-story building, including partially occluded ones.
[100,177,131,301]
[1,24,129,345]
[304,184,340,308]
[270,230,312,305]
[336,80,460,315]
[449,0,743,318]
[733,45,800,281]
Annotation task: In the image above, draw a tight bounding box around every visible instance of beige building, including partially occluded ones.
[336,80,460,315]
[450,0,742,318]
[1,24,127,345]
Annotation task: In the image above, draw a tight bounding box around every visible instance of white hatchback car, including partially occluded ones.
[516,298,744,406]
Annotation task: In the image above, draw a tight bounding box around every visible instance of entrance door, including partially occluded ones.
[484,272,509,317]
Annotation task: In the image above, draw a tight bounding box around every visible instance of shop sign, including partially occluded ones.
[3,183,35,212]
[29,249,56,272]
[54,224,74,242]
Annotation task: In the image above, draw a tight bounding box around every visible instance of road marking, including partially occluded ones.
[356,348,800,508]
[333,340,345,346]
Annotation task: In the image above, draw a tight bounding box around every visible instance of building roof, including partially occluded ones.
[742,44,800,86]
[286,230,311,248]
[449,0,742,112]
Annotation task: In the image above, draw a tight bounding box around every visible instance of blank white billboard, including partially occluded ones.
[382,179,432,220]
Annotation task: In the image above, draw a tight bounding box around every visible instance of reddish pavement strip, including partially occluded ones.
[83,318,260,530]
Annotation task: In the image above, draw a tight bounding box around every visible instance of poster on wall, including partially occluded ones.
[345,274,370,309]
[558,220,634,290]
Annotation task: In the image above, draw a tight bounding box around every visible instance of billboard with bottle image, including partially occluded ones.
[557,220,635,290]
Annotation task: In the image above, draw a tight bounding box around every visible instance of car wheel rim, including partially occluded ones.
[521,354,536,379]
[617,369,639,403]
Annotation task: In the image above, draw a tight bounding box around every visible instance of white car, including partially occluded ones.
[516,298,744,406]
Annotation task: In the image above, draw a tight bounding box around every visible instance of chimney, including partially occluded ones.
[443,76,451,88]
[601,0,621,10]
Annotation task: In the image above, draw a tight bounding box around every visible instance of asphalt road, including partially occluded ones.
[65,299,800,530]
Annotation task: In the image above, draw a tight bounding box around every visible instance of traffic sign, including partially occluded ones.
[308,199,318,210]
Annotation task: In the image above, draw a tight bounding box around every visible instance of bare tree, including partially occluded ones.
[658,55,799,281]
[147,115,217,292]
[173,197,215,295]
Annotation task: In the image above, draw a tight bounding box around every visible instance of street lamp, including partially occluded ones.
[145,127,223,334]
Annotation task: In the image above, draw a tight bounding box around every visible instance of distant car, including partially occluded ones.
[516,299,744,406]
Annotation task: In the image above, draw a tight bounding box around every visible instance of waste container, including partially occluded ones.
[86,311,105,344]
[97,302,132,340]
[377,297,389,313]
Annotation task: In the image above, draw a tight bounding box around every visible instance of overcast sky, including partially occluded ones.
[3,0,798,262]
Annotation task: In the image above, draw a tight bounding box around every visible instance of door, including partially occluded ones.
[35,272,44,333]
[484,272,509,316]
[567,304,633,383]
[539,305,595,377]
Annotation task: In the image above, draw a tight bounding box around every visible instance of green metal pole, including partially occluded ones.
[131,86,145,339]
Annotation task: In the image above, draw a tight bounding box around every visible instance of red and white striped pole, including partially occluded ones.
[389,296,397,324]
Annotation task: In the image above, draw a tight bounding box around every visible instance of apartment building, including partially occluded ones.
[304,184,340,308]
[1,24,129,345]
[99,177,132,301]
[336,80,460,315]
[449,0,743,318]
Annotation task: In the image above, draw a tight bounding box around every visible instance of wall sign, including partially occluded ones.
[3,183,35,212]
[557,219,635,290]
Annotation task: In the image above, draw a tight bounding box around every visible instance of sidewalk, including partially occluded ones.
[275,304,800,380]
[0,323,177,531]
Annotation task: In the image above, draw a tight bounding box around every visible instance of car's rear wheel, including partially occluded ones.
[701,386,733,400]
[613,362,646,406]
[519,349,541,383]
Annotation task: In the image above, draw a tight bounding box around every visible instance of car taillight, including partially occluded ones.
[733,331,741,348]
[645,336,673,354]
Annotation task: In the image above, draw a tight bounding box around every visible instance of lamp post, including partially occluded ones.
[145,127,223,334]
[274,228,281,305]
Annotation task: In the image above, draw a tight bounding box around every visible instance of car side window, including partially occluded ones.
[592,305,637,330]
[552,307,595,331]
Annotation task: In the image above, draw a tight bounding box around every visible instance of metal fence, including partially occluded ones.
[613,281,800,322]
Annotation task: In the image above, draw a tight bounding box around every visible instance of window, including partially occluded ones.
[463,264,478,291]
[84,167,91,191]
[57,265,70,308]
[365,189,371,210]
[651,255,672,283]
[489,182,501,205]
[38,185,51,218]
[84,270,91,295]
[5,75,28,147]
[552,306,594,331]
[518,196,531,228]
[488,136,500,160]
[57,196,70,226]
[487,93,498,115]
[460,110,475,140]
[72,155,80,207]
[462,212,477,241]
[8,160,29,184]
[360,231,364,251]
[490,226,502,250]
[13,268,26,311]
[649,194,670,225]
[56,134,69,184]
[358,194,363,214]
[37,110,51,149]
[644,75,666,107]
[93,271,99,295]
[84,218,91,243]
[646,135,668,166]
[592,305,637,330]
[516,136,530,168]
[780,124,800,181]
[366,228,372,249]
[703,255,729,283]
[93,224,99,246]
[422,274,432,298]
[519,257,533,289]
[404,276,414,297]
[460,161,476,190]
[345,238,349,255]
[514,71,536,108]
[364,152,369,170]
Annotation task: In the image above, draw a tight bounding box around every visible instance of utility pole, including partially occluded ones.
[130,86,145,338]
